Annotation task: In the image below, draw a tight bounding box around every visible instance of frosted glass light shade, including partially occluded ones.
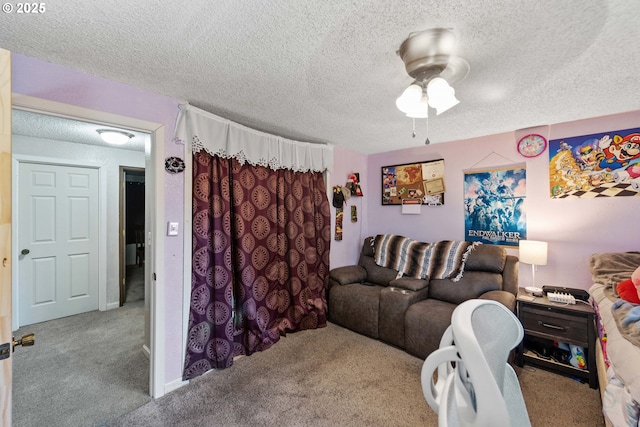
[396,84,423,114]
[405,96,429,118]
[426,77,451,99]
[97,129,134,145]
[519,240,548,266]
[427,77,459,115]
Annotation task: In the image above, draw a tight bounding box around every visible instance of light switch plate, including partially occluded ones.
[167,222,179,236]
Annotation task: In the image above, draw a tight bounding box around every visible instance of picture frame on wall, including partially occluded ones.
[463,165,526,246]
[382,159,445,205]
[548,126,640,198]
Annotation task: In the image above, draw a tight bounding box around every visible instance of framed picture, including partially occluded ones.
[382,159,445,205]
[548,126,640,198]
[463,166,526,246]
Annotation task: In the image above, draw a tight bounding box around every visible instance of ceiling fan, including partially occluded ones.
[395,28,470,143]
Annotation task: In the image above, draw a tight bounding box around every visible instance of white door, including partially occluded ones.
[18,162,99,326]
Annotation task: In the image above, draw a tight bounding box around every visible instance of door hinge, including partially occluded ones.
[153,272,157,281]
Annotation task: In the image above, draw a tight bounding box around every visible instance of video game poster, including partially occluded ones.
[549,127,640,198]
[463,166,526,247]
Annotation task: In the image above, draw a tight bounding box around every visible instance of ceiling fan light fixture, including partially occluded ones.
[432,93,460,115]
[97,129,134,145]
[395,28,469,136]
[405,96,429,118]
[395,83,423,113]
[426,77,459,115]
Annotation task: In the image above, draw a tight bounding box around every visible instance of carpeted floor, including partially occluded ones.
[110,322,605,427]
[125,264,145,303]
[11,285,605,427]
[12,300,150,427]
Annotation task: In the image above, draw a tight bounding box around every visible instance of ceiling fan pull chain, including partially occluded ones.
[425,116,431,145]
[412,118,416,138]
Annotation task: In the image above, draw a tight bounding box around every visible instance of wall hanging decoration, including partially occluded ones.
[164,156,185,174]
[333,185,345,241]
[517,133,547,158]
[345,173,363,196]
[382,159,445,205]
[463,166,527,247]
[549,126,640,198]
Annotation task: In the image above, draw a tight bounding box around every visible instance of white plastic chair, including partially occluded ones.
[421,299,531,427]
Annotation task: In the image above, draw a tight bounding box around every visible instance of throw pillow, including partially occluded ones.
[632,265,640,301]
[617,278,640,304]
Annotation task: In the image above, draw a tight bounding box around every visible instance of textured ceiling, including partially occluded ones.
[12,109,147,152]
[1,0,639,154]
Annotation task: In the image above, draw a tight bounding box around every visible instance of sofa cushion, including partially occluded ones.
[478,290,516,312]
[404,298,457,359]
[329,265,367,285]
[465,244,506,273]
[359,254,399,287]
[428,270,503,305]
[389,277,428,292]
[328,283,382,338]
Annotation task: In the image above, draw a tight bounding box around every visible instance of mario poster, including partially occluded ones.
[549,127,640,198]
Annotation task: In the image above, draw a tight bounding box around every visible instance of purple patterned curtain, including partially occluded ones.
[184,151,331,379]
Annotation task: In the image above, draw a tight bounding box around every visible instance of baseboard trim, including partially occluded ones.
[142,344,150,360]
[165,377,189,395]
[106,302,119,310]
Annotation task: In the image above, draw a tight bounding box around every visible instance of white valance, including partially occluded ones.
[175,104,333,173]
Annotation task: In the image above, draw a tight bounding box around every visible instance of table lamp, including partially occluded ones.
[519,240,548,290]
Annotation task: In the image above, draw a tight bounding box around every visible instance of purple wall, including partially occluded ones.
[12,53,640,389]
[329,145,368,269]
[12,54,186,383]
[366,111,640,290]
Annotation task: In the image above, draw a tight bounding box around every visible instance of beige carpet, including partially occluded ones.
[12,300,150,427]
[110,322,605,427]
[125,264,145,303]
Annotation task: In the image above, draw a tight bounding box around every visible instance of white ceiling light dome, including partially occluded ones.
[97,129,134,145]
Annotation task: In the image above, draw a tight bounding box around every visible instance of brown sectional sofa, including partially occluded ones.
[328,236,519,360]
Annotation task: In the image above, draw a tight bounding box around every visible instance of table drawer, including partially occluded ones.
[520,306,587,343]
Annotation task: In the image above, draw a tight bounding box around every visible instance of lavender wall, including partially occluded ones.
[12,54,186,384]
[12,53,640,390]
[329,145,368,269]
[366,111,640,290]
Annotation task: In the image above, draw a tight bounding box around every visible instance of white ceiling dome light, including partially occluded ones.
[96,129,134,145]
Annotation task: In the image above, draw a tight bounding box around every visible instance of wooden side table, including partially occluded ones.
[516,287,597,389]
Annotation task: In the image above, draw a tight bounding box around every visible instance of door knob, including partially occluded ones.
[21,249,30,255]
[12,333,35,351]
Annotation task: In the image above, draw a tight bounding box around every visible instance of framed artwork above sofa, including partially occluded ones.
[382,159,445,205]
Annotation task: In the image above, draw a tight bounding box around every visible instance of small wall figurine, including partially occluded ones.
[346,173,363,197]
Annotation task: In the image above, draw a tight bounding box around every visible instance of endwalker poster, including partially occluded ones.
[463,166,526,246]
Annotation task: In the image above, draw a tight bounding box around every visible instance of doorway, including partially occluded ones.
[120,167,146,307]
[11,108,154,424]
[10,94,167,415]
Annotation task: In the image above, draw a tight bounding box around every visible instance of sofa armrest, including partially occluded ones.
[329,265,367,285]
[478,290,516,312]
[389,277,429,292]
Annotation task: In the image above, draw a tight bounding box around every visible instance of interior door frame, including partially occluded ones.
[0,47,12,427]
[11,93,166,399]
[119,166,145,307]
[12,155,106,323]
